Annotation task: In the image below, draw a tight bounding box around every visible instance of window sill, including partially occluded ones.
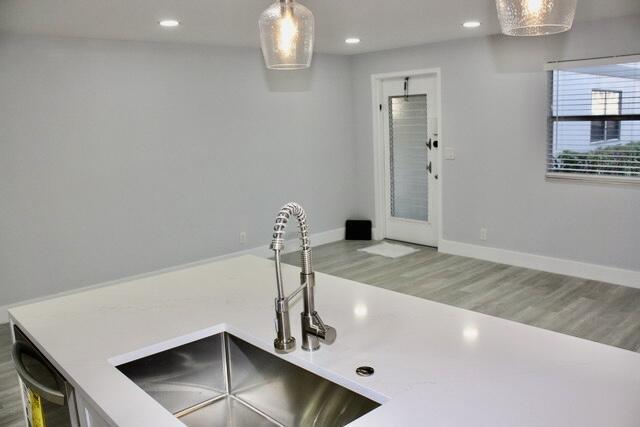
[546,172,640,185]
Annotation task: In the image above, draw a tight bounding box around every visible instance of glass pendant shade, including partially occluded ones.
[258,0,314,70]
[496,0,577,36]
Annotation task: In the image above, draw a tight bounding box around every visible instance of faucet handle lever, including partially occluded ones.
[312,312,337,344]
[320,325,337,344]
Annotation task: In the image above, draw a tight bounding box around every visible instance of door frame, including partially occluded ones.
[370,68,443,246]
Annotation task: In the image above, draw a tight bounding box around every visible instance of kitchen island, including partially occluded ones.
[9,255,640,426]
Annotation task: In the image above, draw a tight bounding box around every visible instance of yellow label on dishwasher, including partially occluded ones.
[28,389,46,427]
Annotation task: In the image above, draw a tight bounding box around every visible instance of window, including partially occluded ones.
[590,90,621,142]
[547,56,640,182]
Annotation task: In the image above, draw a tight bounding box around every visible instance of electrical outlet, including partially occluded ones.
[239,232,247,244]
[480,227,488,241]
[444,147,455,160]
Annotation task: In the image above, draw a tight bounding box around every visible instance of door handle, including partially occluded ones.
[426,139,432,150]
[427,161,432,174]
[12,341,66,406]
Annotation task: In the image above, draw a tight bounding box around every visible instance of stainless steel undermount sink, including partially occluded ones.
[116,333,380,427]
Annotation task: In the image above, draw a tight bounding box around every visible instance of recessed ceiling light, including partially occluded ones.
[345,38,361,45]
[159,19,180,28]
[462,21,481,28]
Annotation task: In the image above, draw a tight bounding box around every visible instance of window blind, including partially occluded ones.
[388,94,428,221]
[547,56,640,182]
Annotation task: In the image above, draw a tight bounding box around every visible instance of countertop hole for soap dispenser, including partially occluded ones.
[356,366,374,377]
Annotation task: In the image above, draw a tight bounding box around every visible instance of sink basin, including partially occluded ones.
[116,333,380,427]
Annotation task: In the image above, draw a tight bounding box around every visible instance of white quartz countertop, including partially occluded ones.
[9,255,640,426]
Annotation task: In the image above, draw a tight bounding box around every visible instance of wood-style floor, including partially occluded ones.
[281,240,640,353]
[1,239,639,427]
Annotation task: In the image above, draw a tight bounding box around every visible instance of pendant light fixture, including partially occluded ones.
[258,0,314,70]
[495,0,577,36]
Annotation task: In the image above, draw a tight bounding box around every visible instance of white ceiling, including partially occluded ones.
[0,0,639,55]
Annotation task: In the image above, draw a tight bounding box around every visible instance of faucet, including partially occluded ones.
[270,202,336,353]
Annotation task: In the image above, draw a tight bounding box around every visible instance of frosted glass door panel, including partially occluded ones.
[388,95,428,221]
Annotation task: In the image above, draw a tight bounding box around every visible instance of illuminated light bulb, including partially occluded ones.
[526,0,544,15]
[277,10,298,56]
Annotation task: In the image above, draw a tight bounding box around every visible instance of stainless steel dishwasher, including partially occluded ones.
[12,326,81,427]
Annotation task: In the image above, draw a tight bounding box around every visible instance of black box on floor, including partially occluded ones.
[345,220,372,240]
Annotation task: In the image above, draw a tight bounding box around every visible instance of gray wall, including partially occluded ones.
[0,35,357,306]
[350,15,640,271]
[2,14,639,308]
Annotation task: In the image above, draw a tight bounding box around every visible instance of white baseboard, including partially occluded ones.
[438,239,640,289]
[1,227,345,324]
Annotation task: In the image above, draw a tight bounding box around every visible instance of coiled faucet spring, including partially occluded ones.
[271,202,312,275]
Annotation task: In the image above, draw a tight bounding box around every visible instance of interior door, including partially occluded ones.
[381,74,439,246]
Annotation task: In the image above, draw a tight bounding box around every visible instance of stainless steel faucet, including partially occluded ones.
[270,202,336,353]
